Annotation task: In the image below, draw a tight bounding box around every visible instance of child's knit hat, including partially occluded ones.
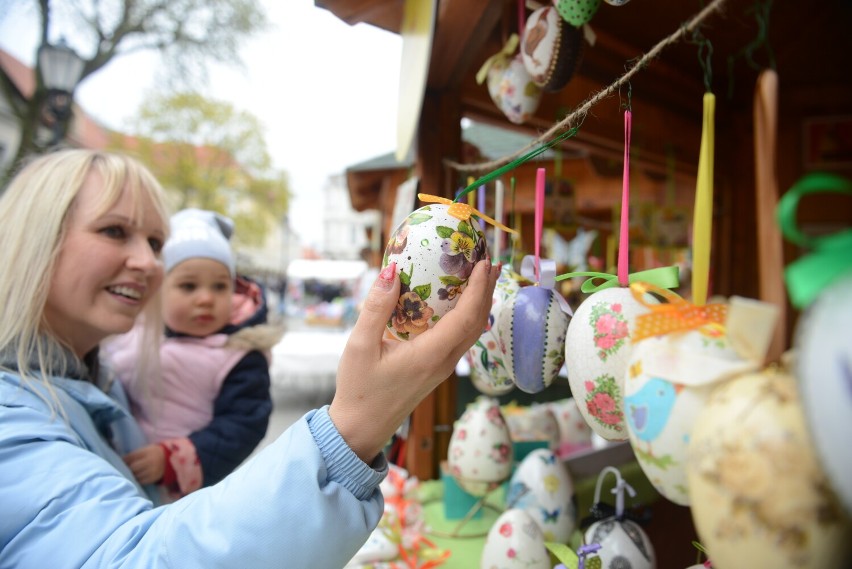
[162,208,235,277]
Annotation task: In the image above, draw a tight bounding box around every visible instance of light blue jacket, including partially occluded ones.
[0,371,386,568]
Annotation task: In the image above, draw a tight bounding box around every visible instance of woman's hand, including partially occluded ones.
[123,444,166,485]
[329,258,499,464]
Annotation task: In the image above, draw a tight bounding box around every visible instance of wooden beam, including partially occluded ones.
[427,0,504,90]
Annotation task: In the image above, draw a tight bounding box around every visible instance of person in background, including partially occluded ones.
[103,208,282,501]
[0,148,498,568]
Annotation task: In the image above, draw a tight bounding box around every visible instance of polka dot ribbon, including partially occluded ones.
[630,281,727,342]
[418,193,518,234]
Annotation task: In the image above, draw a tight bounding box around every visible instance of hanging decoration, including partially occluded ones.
[521,5,584,92]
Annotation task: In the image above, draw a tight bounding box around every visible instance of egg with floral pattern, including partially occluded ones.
[486,53,542,125]
[496,286,570,394]
[506,448,577,542]
[686,368,852,569]
[481,509,551,569]
[448,396,514,497]
[565,287,656,440]
[383,203,487,341]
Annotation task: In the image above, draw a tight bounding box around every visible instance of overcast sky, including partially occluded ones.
[0,0,403,249]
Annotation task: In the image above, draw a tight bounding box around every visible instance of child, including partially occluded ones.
[106,208,283,500]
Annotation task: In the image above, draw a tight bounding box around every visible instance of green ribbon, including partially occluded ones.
[555,265,680,294]
[777,172,852,308]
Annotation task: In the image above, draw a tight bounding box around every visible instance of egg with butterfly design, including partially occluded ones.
[506,448,578,543]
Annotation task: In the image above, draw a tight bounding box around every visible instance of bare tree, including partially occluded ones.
[0,0,268,183]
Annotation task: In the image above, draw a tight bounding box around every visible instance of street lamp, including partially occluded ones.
[37,38,85,147]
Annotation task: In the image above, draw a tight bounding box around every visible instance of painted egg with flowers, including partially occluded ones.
[383,203,487,341]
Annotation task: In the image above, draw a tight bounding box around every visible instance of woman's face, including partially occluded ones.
[43,172,167,357]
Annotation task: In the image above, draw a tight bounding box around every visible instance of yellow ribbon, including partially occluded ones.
[692,92,715,306]
[418,193,519,234]
[475,34,519,85]
[630,281,727,342]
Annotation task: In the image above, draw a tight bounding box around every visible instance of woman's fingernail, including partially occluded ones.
[377,262,396,290]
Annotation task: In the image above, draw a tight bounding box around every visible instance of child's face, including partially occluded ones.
[44,171,166,357]
[163,258,233,337]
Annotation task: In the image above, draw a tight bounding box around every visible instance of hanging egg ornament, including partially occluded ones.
[624,293,776,506]
[383,203,487,341]
[547,397,593,458]
[686,368,852,569]
[506,448,578,542]
[521,6,584,92]
[496,285,570,394]
[480,509,552,569]
[447,396,513,497]
[583,466,656,569]
[554,0,602,27]
[794,272,852,515]
[565,286,657,440]
[486,53,542,125]
[467,265,524,396]
[603,0,630,5]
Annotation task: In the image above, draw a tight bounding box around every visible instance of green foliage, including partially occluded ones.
[111,91,290,247]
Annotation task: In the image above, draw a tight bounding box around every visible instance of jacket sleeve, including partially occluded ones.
[2,395,386,569]
[189,350,272,486]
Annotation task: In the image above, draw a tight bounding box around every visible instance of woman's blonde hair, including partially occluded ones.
[0,149,170,404]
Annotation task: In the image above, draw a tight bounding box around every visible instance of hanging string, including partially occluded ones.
[727,0,776,100]
[689,27,714,92]
[446,0,730,175]
[454,124,582,202]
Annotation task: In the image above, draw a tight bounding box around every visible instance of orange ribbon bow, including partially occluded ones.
[418,193,518,235]
[630,281,728,342]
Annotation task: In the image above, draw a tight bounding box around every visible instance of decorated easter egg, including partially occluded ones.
[506,448,577,542]
[603,0,630,5]
[794,272,852,515]
[486,53,542,125]
[565,286,656,440]
[554,0,602,27]
[497,286,570,394]
[686,368,852,569]
[521,6,584,92]
[584,518,656,569]
[547,398,593,458]
[448,396,513,497]
[467,265,524,396]
[625,324,759,505]
[383,203,487,341]
[502,402,560,447]
[481,509,551,569]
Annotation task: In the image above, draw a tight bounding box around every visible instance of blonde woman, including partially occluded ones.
[0,149,499,568]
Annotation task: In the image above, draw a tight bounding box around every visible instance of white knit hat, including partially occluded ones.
[162,208,235,277]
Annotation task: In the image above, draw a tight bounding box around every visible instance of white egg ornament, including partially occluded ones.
[624,294,777,506]
[481,509,551,569]
[467,265,525,396]
[547,397,593,459]
[794,272,852,516]
[496,257,572,394]
[565,285,657,440]
[447,396,513,497]
[583,466,656,569]
[686,368,852,569]
[480,34,542,125]
[506,448,578,542]
[383,202,487,341]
